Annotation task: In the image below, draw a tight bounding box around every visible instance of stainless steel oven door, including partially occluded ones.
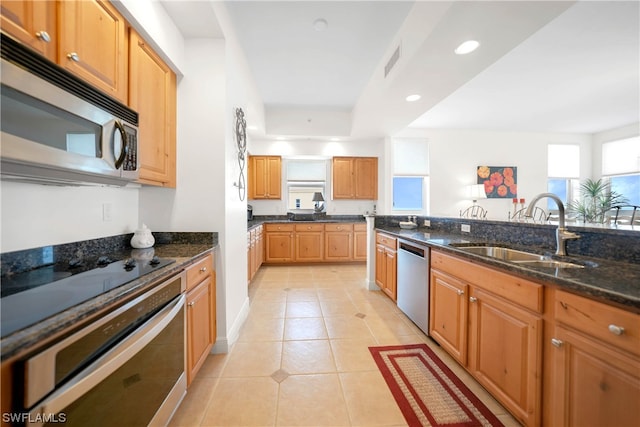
[26,294,186,427]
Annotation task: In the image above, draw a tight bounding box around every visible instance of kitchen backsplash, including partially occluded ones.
[375,215,640,264]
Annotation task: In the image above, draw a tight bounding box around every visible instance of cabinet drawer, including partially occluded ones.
[555,290,640,356]
[295,223,324,232]
[376,232,397,250]
[186,253,213,291]
[325,223,353,232]
[265,223,294,232]
[354,223,366,231]
[431,250,543,313]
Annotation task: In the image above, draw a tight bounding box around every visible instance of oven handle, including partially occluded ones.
[27,294,185,427]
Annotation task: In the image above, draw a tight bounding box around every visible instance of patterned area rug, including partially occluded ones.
[369,344,505,427]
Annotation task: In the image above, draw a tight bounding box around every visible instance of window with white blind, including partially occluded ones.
[286,159,328,210]
[547,144,580,211]
[602,137,640,206]
[392,139,429,212]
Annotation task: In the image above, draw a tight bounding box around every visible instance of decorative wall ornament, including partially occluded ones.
[234,108,247,201]
[477,166,517,198]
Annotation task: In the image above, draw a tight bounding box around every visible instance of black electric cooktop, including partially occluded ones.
[1,256,175,337]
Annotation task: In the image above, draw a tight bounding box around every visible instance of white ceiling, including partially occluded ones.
[160,0,639,139]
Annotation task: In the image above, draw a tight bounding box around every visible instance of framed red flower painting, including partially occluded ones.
[477,166,517,198]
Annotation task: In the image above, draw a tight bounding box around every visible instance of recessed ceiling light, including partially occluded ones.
[455,40,480,55]
[330,137,340,142]
[406,94,421,102]
[313,18,328,32]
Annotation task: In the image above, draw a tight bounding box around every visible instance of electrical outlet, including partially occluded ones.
[102,203,113,222]
[423,219,431,227]
[461,223,471,233]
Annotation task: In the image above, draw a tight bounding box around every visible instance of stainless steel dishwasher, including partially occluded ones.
[396,238,430,335]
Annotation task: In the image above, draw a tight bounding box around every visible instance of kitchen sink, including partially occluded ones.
[511,259,585,269]
[454,246,545,261]
[453,245,587,269]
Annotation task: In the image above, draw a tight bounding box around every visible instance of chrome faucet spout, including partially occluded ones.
[525,192,580,256]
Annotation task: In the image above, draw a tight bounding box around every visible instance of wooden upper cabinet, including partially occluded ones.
[249,156,282,199]
[0,0,57,61]
[332,157,378,200]
[58,0,128,103]
[129,29,177,187]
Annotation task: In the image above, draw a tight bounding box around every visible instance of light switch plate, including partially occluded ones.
[461,224,471,233]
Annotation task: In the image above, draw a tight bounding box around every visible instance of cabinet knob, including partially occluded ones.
[307,226,312,230]
[67,52,80,62]
[35,31,51,43]
[200,267,207,273]
[469,296,477,303]
[188,301,195,307]
[457,290,464,296]
[551,338,564,348]
[608,324,625,336]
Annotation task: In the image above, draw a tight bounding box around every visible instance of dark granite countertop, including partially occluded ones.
[376,225,640,312]
[1,233,218,361]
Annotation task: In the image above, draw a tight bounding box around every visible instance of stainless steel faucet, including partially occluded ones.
[525,193,580,256]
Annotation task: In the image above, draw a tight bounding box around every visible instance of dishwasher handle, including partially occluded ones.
[398,241,426,258]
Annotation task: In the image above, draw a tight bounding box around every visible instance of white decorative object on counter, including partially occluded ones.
[399,221,418,230]
[131,224,155,248]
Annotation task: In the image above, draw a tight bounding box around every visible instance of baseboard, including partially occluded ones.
[211,295,251,354]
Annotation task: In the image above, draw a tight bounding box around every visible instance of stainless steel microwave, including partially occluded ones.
[0,35,139,186]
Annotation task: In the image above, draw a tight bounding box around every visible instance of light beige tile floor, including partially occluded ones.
[169,264,522,427]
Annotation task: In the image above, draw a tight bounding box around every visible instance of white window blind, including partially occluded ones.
[602,137,640,175]
[393,138,429,175]
[548,144,580,178]
[286,160,326,181]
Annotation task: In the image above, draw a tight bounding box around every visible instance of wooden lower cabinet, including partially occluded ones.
[353,223,367,261]
[468,287,543,426]
[429,269,468,364]
[325,223,353,261]
[185,253,216,386]
[265,224,295,262]
[429,250,542,426]
[262,222,366,264]
[548,290,640,426]
[375,232,397,301]
[247,226,264,283]
[295,224,324,262]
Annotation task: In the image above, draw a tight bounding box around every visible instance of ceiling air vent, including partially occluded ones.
[384,44,401,78]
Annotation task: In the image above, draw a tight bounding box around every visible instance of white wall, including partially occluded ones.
[386,128,592,220]
[247,138,384,216]
[0,182,139,252]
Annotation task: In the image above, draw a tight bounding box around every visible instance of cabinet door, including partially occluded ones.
[375,244,386,289]
[468,287,542,427]
[353,228,367,261]
[0,0,56,61]
[129,29,177,187]
[550,325,640,427]
[265,232,294,262]
[249,156,281,199]
[384,249,396,301]
[58,0,128,102]
[296,232,324,262]
[247,232,251,284]
[325,232,353,261]
[186,277,213,385]
[429,269,468,364]
[266,156,282,199]
[332,157,354,199]
[354,157,378,199]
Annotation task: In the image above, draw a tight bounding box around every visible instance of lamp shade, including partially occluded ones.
[469,184,487,200]
[312,192,325,202]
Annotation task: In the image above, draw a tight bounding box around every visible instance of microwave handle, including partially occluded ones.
[113,120,128,169]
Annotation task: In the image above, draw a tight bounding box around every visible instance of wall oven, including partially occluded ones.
[0,34,139,186]
[13,273,186,427]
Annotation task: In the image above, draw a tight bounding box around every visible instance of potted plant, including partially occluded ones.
[568,178,629,223]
